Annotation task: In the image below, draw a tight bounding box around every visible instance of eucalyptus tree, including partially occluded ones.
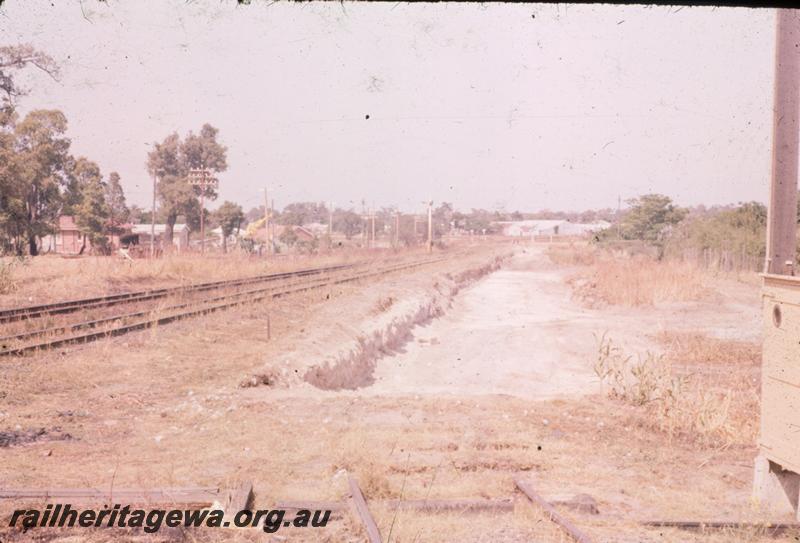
[146,124,227,244]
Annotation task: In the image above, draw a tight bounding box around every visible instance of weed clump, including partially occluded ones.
[593,332,752,446]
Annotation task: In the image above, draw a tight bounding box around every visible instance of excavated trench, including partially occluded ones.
[302,256,507,391]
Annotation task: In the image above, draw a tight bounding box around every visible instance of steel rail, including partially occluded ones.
[0,263,356,323]
[0,257,445,357]
[514,476,594,543]
[0,271,346,345]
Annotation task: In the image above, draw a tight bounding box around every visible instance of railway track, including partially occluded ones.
[0,262,356,324]
[0,256,446,357]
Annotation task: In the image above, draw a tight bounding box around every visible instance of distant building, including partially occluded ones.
[494,220,566,237]
[50,215,85,254]
[243,224,317,253]
[559,220,612,236]
[131,223,190,251]
[303,222,330,237]
[493,219,611,238]
[42,215,130,255]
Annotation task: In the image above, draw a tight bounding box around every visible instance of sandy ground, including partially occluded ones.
[367,247,760,399]
[368,250,601,398]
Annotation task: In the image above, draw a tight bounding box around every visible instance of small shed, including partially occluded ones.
[53,215,85,254]
[131,224,190,251]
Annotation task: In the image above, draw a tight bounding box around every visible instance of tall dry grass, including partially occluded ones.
[656,330,761,366]
[594,332,759,447]
[575,257,708,307]
[547,244,709,307]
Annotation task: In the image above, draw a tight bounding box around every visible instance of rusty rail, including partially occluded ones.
[514,476,594,543]
[0,257,446,357]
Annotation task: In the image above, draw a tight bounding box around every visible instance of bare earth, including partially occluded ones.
[368,247,760,399]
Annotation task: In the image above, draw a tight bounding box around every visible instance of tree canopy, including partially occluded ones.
[213,201,244,253]
[620,194,686,244]
[146,124,227,244]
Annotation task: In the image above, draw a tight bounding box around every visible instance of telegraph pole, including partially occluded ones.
[188,167,219,255]
[370,209,376,248]
[427,200,433,253]
[264,187,272,256]
[150,173,157,258]
[395,211,400,247]
[766,9,800,275]
[361,199,367,247]
[270,199,275,254]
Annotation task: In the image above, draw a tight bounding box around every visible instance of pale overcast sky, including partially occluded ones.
[0,1,776,213]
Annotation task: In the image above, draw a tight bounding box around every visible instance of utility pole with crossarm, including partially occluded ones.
[188,167,219,254]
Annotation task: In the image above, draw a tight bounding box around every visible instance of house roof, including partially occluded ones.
[58,215,78,230]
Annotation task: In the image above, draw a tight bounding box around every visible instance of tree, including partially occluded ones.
[396,214,420,247]
[0,46,61,254]
[621,194,686,245]
[332,208,362,239]
[0,108,25,254]
[279,202,328,226]
[246,205,265,223]
[146,124,227,246]
[279,226,299,247]
[663,201,768,269]
[63,157,111,254]
[73,176,110,254]
[128,204,145,224]
[432,202,454,239]
[182,124,227,240]
[63,156,102,214]
[105,171,129,232]
[0,45,59,107]
[213,201,244,253]
[13,109,71,255]
[146,133,190,245]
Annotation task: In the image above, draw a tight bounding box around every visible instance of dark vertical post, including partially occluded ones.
[150,173,157,259]
[766,9,800,275]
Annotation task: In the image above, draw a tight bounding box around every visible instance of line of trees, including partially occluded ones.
[243,201,511,246]
[0,45,129,256]
[595,193,800,269]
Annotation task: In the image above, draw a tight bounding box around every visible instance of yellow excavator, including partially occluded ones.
[243,217,266,240]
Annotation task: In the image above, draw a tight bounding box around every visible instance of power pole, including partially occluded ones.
[427,200,433,253]
[270,199,275,254]
[395,211,400,247]
[188,167,219,255]
[370,209,376,248]
[264,187,272,256]
[150,173,157,258]
[360,199,366,247]
[616,195,621,239]
[766,9,800,275]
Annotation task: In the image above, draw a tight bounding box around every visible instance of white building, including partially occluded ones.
[131,223,190,251]
[494,219,611,237]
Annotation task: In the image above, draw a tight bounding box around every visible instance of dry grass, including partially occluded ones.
[372,295,396,314]
[545,242,598,266]
[656,330,761,366]
[571,256,709,307]
[547,244,764,308]
[0,247,433,307]
[594,332,760,448]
